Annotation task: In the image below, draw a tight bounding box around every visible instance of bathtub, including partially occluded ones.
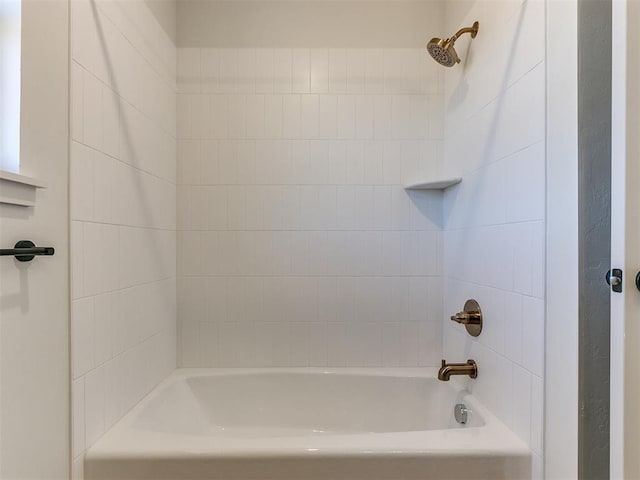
[85,368,531,480]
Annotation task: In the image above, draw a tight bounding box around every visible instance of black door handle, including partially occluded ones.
[0,240,55,262]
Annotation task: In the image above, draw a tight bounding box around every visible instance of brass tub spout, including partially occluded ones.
[438,359,478,381]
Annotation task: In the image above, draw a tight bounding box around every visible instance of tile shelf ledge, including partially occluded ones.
[0,170,47,207]
[403,177,462,191]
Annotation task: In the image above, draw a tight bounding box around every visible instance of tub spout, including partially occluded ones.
[438,359,478,381]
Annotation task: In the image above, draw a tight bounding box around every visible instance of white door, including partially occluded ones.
[610,0,640,478]
[0,1,69,478]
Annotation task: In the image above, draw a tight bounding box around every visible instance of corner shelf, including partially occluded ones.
[404,177,462,191]
[0,170,47,207]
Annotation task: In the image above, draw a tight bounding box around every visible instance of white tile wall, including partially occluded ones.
[176,46,445,367]
[441,1,545,478]
[70,1,176,477]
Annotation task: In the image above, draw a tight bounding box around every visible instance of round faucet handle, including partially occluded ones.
[449,300,483,337]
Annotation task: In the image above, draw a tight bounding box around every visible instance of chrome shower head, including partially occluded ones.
[426,21,479,67]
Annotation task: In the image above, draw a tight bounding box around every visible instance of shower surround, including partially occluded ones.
[70,1,548,479]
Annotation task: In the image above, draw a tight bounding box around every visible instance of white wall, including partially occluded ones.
[178,0,445,48]
[176,1,447,367]
[0,2,70,477]
[145,0,177,43]
[441,1,545,478]
[69,1,177,477]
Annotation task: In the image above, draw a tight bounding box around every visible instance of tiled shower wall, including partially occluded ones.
[176,45,446,366]
[70,1,176,476]
[441,0,545,478]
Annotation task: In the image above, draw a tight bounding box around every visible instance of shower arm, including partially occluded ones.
[451,22,480,42]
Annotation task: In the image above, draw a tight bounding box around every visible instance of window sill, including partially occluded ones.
[0,170,47,207]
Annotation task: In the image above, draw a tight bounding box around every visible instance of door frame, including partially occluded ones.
[610,0,640,477]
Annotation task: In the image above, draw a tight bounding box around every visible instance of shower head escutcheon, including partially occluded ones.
[426,21,479,67]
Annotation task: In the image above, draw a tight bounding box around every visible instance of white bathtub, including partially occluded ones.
[85,368,531,480]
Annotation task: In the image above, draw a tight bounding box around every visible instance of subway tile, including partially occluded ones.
[399,322,420,366]
[292,49,310,93]
[180,321,201,366]
[373,95,393,139]
[301,95,319,139]
[210,95,229,139]
[365,49,385,94]
[346,50,366,93]
[329,49,348,93]
[401,49,423,94]
[93,152,118,224]
[72,297,95,379]
[531,374,544,455]
[218,49,237,93]
[505,141,545,222]
[418,320,442,366]
[201,48,219,93]
[346,141,365,184]
[319,95,338,139]
[71,222,85,299]
[355,95,374,139]
[71,62,84,142]
[178,48,201,94]
[337,96,356,139]
[246,95,266,139]
[364,141,384,185]
[310,48,329,93]
[382,322,401,366]
[255,49,275,93]
[177,140,200,185]
[392,95,412,140]
[372,186,392,230]
[522,296,545,377]
[382,141,402,184]
[84,366,106,448]
[228,95,247,139]
[93,292,117,366]
[218,140,238,184]
[384,50,404,94]
[72,377,85,459]
[274,49,293,93]
[70,142,94,222]
[200,322,219,366]
[191,94,211,139]
[283,95,301,139]
[264,96,284,138]
[327,140,347,184]
[512,364,532,444]
[502,291,524,363]
[83,70,103,150]
[236,49,256,93]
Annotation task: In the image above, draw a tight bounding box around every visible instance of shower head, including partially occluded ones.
[426,21,479,67]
